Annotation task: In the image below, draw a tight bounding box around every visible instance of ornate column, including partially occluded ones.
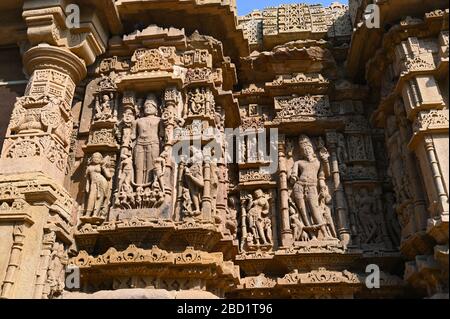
[32,230,56,299]
[390,31,448,298]
[239,195,248,252]
[0,0,107,298]
[278,136,292,247]
[425,135,448,210]
[0,224,25,298]
[326,131,351,248]
[174,159,186,221]
[202,156,212,221]
[0,44,86,182]
[0,45,84,297]
[424,135,449,215]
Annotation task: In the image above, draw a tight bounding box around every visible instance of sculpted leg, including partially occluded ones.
[145,144,158,184]
[190,187,201,213]
[86,184,98,217]
[256,220,268,244]
[249,215,259,242]
[134,145,145,185]
[265,221,273,244]
[93,192,105,217]
[293,186,310,227]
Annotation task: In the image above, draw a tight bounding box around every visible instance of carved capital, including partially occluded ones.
[23,1,107,66]
[23,44,87,84]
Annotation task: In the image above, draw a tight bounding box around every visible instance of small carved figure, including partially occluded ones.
[121,108,135,148]
[154,149,170,194]
[189,88,206,115]
[94,94,115,121]
[135,186,145,209]
[246,189,272,245]
[118,148,133,193]
[46,242,67,298]
[225,196,238,239]
[151,181,165,208]
[181,187,195,217]
[355,188,382,244]
[84,152,113,218]
[319,188,337,239]
[289,198,309,241]
[183,146,204,216]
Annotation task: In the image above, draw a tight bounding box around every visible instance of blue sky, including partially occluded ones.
[237,0,348,15]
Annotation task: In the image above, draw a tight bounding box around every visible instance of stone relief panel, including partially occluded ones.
[1,0,447,300]
[239,188,277,252]
[238,3,352,49]
[285,135,339,245]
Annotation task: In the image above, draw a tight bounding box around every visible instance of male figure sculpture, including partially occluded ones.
[290,135,331,240]
[132,94,164,185]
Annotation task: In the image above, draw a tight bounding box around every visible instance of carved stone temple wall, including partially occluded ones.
[0,0,447,299]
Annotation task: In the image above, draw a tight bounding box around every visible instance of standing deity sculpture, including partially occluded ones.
[46,242,67,299]
[181,146,205,218]
[132,94,164,185]
[244,189,273,246]
[112,93,173,212]
[289,135,336,241]
[83,152,114,220]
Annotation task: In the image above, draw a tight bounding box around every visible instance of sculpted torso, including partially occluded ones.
[135,116,161,144]
[294,158,321,184]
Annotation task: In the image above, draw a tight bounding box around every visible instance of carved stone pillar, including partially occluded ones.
[175,160,186,221]
[33,230,56,299]
[278,136,293,247]
[0,0,107,298]
[326,131,351,248]
[424,135,449,213]
[202,157,212,221]
[0,45,86,182]
[163,87,181,148]
[239,195,248,252]
[0,224,25,298]
[0,45,87,299]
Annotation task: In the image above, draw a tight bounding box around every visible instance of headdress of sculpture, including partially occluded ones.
[143,94,159,116]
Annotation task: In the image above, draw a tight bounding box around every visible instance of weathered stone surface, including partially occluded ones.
[62,288,219,299]
[0,0,447,300]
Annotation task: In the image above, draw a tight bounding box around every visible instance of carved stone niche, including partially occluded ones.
[110,90,178,223]
[174,143,225,225]
[83,75,120,154]
[345,183,398,251]
[284,134,341,248]
[176,87,219,144]
[238,188,277,253]
[79,152,116,226]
